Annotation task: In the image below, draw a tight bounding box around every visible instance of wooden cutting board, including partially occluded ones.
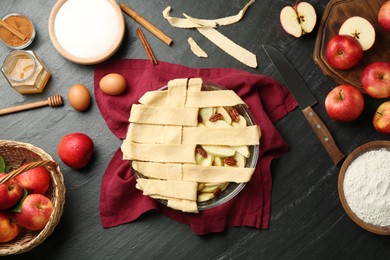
[314,0,390,92]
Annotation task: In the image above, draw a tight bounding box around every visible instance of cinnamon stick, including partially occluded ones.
[120,3,173,46]
[0,19,26,41]
[136,28,158,65]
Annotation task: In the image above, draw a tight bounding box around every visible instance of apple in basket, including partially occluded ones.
[0,173,23,210]
[0,212,20,243]
[325,84,364,122]
[15,165,50,194]
[362,62,390,98]
[325,35,363,70]
[15,194,54,231]
[373,101,390,135]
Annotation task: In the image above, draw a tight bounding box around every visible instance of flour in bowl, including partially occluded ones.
[343,149,390,226]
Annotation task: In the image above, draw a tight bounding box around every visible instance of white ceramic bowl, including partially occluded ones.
[338,141,390,235]
[48,0,125,65]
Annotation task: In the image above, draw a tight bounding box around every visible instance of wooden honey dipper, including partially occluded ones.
[0,95,63,116]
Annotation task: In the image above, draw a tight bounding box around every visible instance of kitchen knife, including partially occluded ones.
[262,45,344,165]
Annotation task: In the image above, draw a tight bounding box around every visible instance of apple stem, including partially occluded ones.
[338,90,344,100]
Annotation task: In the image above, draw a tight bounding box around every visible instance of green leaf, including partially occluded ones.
[12,188,28,213]
[0,156,5,173]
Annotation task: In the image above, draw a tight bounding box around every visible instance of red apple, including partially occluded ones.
[0,173,23,210]
[15,165,50,195]
[325,35,363,70]
[15,194,54,231]
[58,132,94,169]
[362,62,390,98]
[373,101,390,134]
[325,84,364,122]
[0,212,20,243]
[378,1,390,33]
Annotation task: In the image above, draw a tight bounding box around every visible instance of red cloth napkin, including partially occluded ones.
[94,59,297,235]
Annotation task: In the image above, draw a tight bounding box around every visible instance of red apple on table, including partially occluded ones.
[0,212,20,243]
[15,165,50,195]
[325,35,363,70]
[15,194,54,231]
[58,132,94,169]
[362,62,390,98]
[280,1,317,38]
[0,173,23,210]
[373,101,390,134]
[325,84,364,122]
[378,1,390,33]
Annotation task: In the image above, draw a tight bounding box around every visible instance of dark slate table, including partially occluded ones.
[1,0,389,259]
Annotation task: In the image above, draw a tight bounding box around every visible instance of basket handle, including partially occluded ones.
[0,160,58,185]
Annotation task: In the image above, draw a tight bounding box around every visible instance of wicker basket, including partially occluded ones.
[0,140,65,256]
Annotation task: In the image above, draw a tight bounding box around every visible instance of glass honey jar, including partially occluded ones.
[1,50,51,94]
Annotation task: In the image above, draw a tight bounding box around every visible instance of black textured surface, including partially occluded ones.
[1,0,389,259]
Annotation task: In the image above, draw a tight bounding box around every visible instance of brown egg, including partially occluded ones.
[99,73,126,95]
[68,84,91,111]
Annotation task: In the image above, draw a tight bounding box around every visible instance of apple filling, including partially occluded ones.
[121,78,261,213]
[195,106,250,202]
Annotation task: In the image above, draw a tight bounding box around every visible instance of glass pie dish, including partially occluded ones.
[131,81,260,211]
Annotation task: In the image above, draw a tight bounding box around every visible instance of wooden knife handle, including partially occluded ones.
[302,106,345,165]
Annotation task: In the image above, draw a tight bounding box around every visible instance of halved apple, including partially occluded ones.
[280,2,317,38]
[339,16,375,51]
[202,145,235,157]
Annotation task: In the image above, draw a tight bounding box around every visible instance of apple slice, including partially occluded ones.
[213,156,224,166]
[201,184,220,193]
[339,16,375,51]
[197,183,205,191]
[280,2,317,38]
[205,120,232,128]
[199,107,216,124]
[195,152,214,166]
[230,145,250,158]
[234,152,247,168]
[232,115,247,127]
[217,107,232,125]
[202,145,235,157]
[198,192,215,202]
[218,182,229,192]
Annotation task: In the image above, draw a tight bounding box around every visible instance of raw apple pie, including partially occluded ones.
[121,78,261,213]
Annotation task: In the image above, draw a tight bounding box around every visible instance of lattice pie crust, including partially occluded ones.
[121,78,261,213]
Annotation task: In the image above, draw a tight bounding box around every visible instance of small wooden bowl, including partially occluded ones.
[48,0,125,65]
[0,140,65,255]
[338,141,390,235]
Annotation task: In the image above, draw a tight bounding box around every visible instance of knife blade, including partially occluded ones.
[262,45,344,165]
